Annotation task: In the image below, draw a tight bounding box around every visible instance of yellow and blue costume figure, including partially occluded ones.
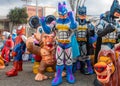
[94,0,120,63]
[73,5,95,75]
[40,2,79,86]
[94,0,120,86]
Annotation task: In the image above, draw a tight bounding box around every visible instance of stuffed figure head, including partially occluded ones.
[94,50,119,86]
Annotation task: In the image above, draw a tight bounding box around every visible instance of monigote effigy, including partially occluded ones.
[94,0,120,86]
[6,25,27,77]
[73,4,95,75]
[1,31,14,66]
[39,1,80,86]
[26,15,57,81]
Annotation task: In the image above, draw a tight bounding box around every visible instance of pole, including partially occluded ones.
[36,0,38,16]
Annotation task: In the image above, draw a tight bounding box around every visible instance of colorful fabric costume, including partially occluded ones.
[94,48,120,86]
[1,32,14,66]
[6,25,27,77]
[94,0,120,63]
[0,32,6,51]
[12,29,17,42]
[27,15,57,80]
[73,5,95,74]
[40,2,79,86]
[0,55,5,69]
[94,0,120,86]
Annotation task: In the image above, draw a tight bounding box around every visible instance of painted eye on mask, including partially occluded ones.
[39,28,43,33]
[108,62,113,67]
[59,12,62,15]
[63,11,67,14]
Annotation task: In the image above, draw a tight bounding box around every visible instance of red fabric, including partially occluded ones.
[15,36,23,45]
[1,38,14,62]
[34,55,42,62]
[17,26,25,35]
[18,61,23,71]
[6,61,18,76]
[12,51,17,57]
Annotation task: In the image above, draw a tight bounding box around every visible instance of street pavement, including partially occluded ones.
[0,62,96,86]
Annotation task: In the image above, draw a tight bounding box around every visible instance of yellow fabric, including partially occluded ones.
[102,38,116,43]
[33,62,54,74]
[115,51,119,60]
[90,55,95,66]
[56,24,69,31]
[33,62,40,74]
[77,38,87,42]
[0,55,4,65]
[0,55,5,69]
[78,26,87,30]
[57,39,70,44]
[46,67,54,73]
[77,26,87,42]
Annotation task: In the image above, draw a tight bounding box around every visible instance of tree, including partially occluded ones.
[69,0,76,11]
[7,7,28,25]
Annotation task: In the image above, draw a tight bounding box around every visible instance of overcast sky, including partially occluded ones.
[0,0,119,16]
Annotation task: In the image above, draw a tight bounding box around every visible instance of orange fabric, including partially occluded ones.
[17,26,26,35]
[12,51,17,57]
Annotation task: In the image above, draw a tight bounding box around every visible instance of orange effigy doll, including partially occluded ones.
[26,31,56,81]
[0,55,5,69]
[26,15,57,81]
[94,46,120,86]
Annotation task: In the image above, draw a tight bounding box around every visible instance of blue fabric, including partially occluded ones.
[89,34,98,44]
[78,6,86,15]
[39,17,51,34]
[12,34,17,42]
[13,42,26,61]
[71,34,80,58]
[65,65,75,84]
[57,17,70,24]
[58,2,67,16]
[77,18,87,25]
[70,22,77,29]
[58,43,71,49]
[107,43,114,49]
[68,12,77,29]
[52,65,64,86]
[0,40,5,50]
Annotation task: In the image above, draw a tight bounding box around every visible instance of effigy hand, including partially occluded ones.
[35,73,48,81]
[26,37,34,52]
[12,51,17,57]
[107,24,116,32]
[39,17,46,26]
[39,17,51,34]
[68,11,77,29]
[68,11,75,22]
